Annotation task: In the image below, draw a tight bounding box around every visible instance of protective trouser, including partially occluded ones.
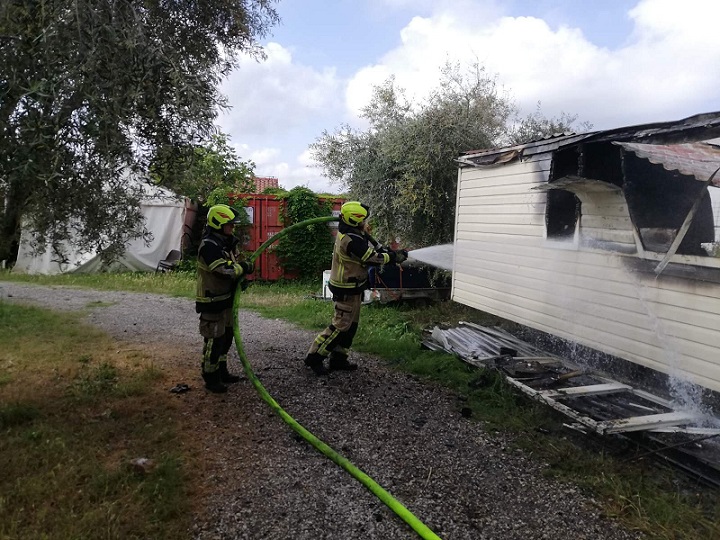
[199,309,234,374]
[307,293,362,360]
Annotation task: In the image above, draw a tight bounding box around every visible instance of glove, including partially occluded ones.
[240,260,254,274]
[240,279,250,292]
[394,249,408,264]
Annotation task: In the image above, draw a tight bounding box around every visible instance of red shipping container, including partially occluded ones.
[232,194,344,281]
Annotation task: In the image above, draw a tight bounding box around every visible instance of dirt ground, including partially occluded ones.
[1,282,643,540]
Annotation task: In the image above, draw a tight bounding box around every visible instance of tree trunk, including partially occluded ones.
[0,181,24,265]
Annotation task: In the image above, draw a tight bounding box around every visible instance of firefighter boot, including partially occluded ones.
[329,352,357,372]
[304,352,328,376]
[219,360,241,384]
[202,371,228,393]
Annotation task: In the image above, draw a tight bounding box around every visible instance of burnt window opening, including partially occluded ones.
[581,142,623,187]
[546,148,581,240]
[623,153,715,256]
[546,189,580,239]
[549,146,580,181]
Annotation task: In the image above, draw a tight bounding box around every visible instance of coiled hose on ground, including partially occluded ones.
[231,215,441,540]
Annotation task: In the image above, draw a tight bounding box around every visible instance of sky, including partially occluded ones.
[217,0,720,194]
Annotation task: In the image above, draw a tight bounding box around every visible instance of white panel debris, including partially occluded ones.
[423,322,720,437]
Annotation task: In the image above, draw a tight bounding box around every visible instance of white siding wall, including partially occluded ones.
[711,187,720,241]
[453,158,720,393]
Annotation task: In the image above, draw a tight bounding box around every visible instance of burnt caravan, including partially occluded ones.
[453,112,720,395]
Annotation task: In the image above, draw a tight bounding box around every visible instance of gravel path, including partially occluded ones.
[1,282,642,540]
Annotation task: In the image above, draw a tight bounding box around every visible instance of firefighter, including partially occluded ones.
[304,201,407,375]
[196,204,254,393]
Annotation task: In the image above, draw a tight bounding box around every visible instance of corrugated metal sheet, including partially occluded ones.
[458,133,591,167]
[458,111,720,168]
[614,142,720,186]
[459,149,521,167]
[590,111,720,144]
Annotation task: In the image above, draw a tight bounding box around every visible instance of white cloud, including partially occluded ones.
[250,147,281,167]
[629,0,718,42]
[281,149,339,194]
[235,143,337,193]
[346,0,720,130]
[219,42,343,141]
[218,42,345,193]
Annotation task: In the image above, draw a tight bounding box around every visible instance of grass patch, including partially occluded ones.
[0,300,194,539]
[0,269,195,297]
[0,402,40,428]
[85,300,116,308]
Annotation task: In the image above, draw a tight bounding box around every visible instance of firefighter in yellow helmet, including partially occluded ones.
[304,201,407,375]
[196,204,254,393]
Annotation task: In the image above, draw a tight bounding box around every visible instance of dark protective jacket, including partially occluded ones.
[328,222,397,296]
[195,228,245,313]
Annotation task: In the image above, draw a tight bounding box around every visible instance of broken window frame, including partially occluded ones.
[622,150,714,250]
[539,142,720,274]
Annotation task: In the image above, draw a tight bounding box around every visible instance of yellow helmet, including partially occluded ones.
[340,201,368,227]
[207,204,242,230]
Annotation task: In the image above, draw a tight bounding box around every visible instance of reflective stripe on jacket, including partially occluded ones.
[328,222,392,296]
[195,230,244,313]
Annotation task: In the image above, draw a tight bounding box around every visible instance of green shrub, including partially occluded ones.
[274,187,335,278]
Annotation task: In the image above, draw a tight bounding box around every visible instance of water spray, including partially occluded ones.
[231,215,442,540]
[404,244,454,271]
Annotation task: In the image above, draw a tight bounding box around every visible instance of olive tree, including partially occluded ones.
[508,104,592,146]
[311,63,586,248]
[0,0,279,264]
[153,133,256,206]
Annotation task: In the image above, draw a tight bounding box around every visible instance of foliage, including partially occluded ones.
[153,133,256,205]
[263,186,289,196]
[174,256,198,274]
[311,62,586,247]
[508,103,593,145]
[0,0,279,264]
[273,187,335,279]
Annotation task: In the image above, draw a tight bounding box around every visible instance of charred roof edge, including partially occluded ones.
[457,111,720,167]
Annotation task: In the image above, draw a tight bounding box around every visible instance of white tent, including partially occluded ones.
[13,183,196,275]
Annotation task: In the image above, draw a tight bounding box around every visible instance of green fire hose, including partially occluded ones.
[231,215,442,540]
